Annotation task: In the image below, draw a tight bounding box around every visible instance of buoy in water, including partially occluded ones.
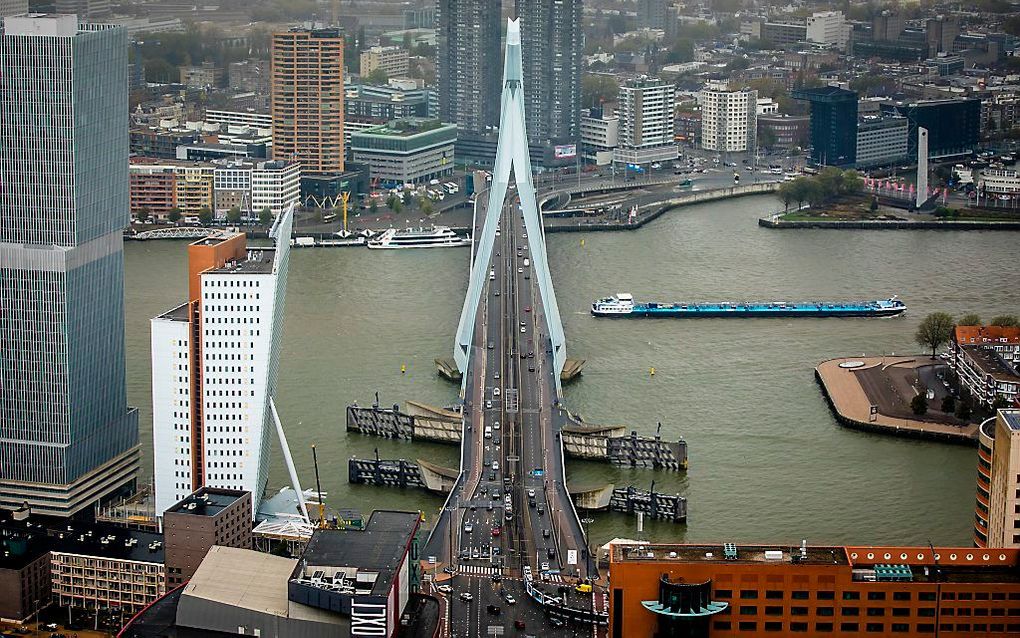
[401,363,406,374]
[580,238,585,247]
[650,367,655,376]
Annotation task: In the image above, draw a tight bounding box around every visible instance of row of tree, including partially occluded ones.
[914,312,1020,358]
[778,168,864,211]
[134,206,273,226]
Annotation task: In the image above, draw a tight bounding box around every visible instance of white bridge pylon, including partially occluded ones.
[453,18,567,392]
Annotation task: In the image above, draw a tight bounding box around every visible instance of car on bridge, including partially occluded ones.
[460,592,473,602]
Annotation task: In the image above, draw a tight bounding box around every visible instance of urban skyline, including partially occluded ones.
[2,3,1020,637]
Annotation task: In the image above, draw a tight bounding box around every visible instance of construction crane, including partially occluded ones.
[312,445,326,529]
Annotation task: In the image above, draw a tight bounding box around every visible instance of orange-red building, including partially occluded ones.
[609,542,1020,637]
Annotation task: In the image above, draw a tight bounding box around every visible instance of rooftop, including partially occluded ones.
[1003,410,1020,432]
[166,487,249,518]
[961,344,1020,381]
[294,510,420,597]
[0,512,165,566]
[207,247,276,275]
[358,118,451,138]
[955,324,1020,345]
[157,301,190,322]
[614,543,848,565]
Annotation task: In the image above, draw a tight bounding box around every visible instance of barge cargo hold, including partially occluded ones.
[591,293,906,318]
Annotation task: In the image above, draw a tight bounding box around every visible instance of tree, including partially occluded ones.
[941,394,956,414]
[369,199,379,214]
[402,191,413,206]
[758,128,777,150]
[226,206,242,224]
[957,313,983,327]
[581,74,618,108]
[915,312,955,358]
[168,207,182,224]
[422,199,434,215]
[135,207,150,223]
[910,393,928,416]
[990,314,1020,327]
[870,198,879,212]
[198,206,213,226]
[665,38,695,64]
[955,399,972,421]
[778,181,794,212]
[840,170,863,194]
[366,67,388,85]
[258,207,272,226]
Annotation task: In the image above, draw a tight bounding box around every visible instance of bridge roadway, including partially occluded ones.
[424,188,597,637]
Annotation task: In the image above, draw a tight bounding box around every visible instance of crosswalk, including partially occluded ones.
[458,564,502,576]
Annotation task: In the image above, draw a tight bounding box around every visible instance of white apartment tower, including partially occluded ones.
[614,75,678,166]
[151,208,293,517]
[699,81,757,153]
[806,10,850,50]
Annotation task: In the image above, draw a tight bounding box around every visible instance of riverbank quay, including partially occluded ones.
[761,216,1020,230]
[544,182,781,233]
[816,356,978,445]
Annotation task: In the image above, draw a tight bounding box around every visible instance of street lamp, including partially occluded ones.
[581,517,595,582]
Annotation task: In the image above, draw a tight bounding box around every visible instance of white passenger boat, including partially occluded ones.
[366,225,471,249]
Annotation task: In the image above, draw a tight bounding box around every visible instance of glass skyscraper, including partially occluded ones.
[0,14,139,517]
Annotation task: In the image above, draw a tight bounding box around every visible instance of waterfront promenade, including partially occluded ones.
[816,356,978,444]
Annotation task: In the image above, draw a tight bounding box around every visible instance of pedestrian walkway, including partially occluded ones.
[459,564,501,576]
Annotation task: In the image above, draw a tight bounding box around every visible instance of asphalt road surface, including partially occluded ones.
[424,186,601,637]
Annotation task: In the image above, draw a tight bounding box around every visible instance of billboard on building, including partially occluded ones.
[554,144,577,159]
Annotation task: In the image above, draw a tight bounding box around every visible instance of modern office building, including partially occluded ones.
[855,115,908,169]
[518,0,584,153]
[580,106,619,165]
[345,82,432,121]
[615,76,678,166]
[976,410,1020,549]
[699,81,757,153]
[806,10,850,50]
[0,14,139,517]
[927,15,960,56]
[609,541,1020,637]
[163,487,252,587]
[0,0,26,16]
[360,45,409,78]
[793,85,858,167]
[271,27,345,175]
[880,98,980,159]
[756,114,809,150]
[950,326,1020,409]
[228,58,270,95]
[350,118,456,185]
[150,210,293,518]
[436,0,501,136]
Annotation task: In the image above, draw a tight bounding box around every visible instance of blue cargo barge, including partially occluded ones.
[591,293,906,318]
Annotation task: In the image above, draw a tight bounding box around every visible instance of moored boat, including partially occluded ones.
[366,225,471,249]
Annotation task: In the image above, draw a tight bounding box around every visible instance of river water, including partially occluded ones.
[124,194,1018,548]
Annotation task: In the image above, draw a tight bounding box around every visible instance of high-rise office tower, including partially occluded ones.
[792,85,859,167]
[151,209,292,518]
[436,0,501,135]
[271,28,344,175]
[0,14,139,517]
[517,0,583,149]
[975,409,1020,548]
